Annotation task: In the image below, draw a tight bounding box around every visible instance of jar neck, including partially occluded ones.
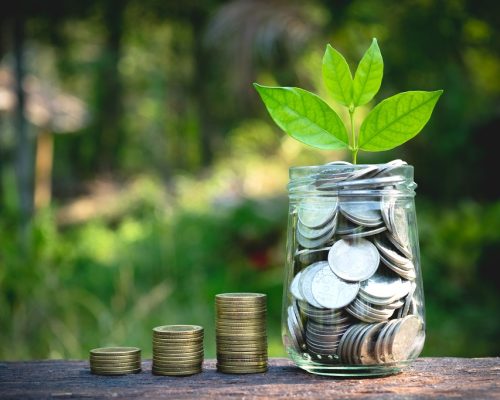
[288,162,416,200]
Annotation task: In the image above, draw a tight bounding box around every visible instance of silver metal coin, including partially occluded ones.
[397,281,417,318]
[336,217,363,235]
[299,262,327,308]
[340,225,387,240]
[297,213,337,240]
[340,201,383,227]
[358,322,385,365]
[310,263,359,309]
[360,271,403,302]
[389,315,422,362]
[296,227,336,249]
[295,247,330,265]
[386,230,412,259]
[328,239,380,282]
[298,199,338,229]
[290,271,305,301]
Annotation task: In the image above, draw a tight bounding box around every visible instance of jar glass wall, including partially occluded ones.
[282,161,425,377]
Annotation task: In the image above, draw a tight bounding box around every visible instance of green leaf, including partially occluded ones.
[253,84,349,150]
[359,90,444,151]
[322,44,353,106]
[352,38,383,106]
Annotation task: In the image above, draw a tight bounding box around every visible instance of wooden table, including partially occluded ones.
[0,358,498,399]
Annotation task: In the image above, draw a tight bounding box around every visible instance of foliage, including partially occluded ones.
[254,39,443,163]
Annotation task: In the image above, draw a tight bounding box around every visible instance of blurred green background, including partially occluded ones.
[1,0,499,360]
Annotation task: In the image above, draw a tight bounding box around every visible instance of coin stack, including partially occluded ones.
[286,160,424,365]
[152,325,204,376]
[89,347,141,375]
[216,293,268,374]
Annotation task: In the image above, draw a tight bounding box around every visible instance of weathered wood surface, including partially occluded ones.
[0,358,498,399]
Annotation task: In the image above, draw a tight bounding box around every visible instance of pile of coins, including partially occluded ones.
[286,160,424,365]
[152,325,204,376]
[89,347,141,375]
[337,315,422,365]
[216,293,268,374]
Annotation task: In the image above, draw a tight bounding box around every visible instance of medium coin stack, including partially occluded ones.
[286,160,424,365]
[216,293,268,374]
[89,347,141,375]
[152,325,204,376]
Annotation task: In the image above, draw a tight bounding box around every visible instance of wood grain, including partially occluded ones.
[0,358,499,399]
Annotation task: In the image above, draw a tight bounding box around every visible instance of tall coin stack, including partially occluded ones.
[152,325,204,376]
[89,347,141,375]
[215,293,268,374]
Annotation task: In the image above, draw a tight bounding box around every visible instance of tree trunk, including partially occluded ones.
[34,130,53,210]
[13,13,33,233]
[94,0,125,171]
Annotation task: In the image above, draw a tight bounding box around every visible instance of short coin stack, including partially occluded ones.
[89,347,141,375]
[152,325,204,376]
[216,293,268,374]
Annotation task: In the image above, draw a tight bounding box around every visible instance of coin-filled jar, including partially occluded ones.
[282,160,425,376]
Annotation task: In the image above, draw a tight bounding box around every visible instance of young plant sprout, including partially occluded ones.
[254,39,443,164]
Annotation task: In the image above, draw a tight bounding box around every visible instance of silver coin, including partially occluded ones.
[297,213,337,240]
[375,159,407,177]
[336,218,362,235]
[347,165,380,180]
[328,175,405,191]
[398,281,417,318]
[358,322,385,365]
[386,231,412,259]
[392,205,410,248]
[297,227,336,249]
[374,236,413,270]
[306,319,351,333]
[298,199,338,228]
[353,298,395,317]
[360,271,403,302]
[382,299,405,310]
[299,262,327,308]
[328,239,380,282]
[380,318,402,363]
[310,263,359,309]
[389,316,422,362]
[290,271,305,301]
[295,247,330,265]
[306,329,344,343]
[341,323,364,364]
[287,305,305,348]
[381,196,396,232]
[340,201,383,227]
[379,253,417,281]
[340,225,387,240]
[286,313,302,352]
[374,320,398,363]
[352,324,374,364]
[346,301,393,323]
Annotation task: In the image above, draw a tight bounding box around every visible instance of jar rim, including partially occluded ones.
[289,163,413,172]
[288,162,416,197]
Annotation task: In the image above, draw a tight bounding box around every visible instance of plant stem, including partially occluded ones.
[349,107,357,164]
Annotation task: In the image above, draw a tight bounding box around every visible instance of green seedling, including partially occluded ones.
[254,39,443,163]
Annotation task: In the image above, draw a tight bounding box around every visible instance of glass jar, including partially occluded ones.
[282,161,425,377]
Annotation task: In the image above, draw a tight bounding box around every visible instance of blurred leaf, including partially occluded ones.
[359,90,443,151]
[253,84,348,150]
